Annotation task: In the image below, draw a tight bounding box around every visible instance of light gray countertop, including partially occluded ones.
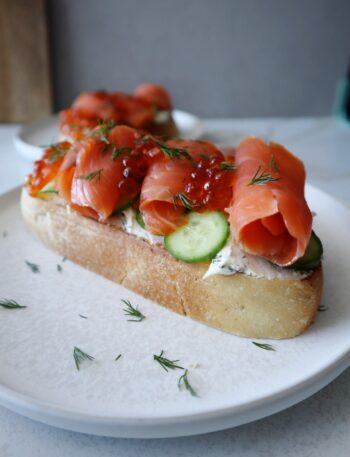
[0,117,349,456]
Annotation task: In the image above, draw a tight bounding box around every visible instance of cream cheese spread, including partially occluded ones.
[120,208,164,245]
[89,206,307,280]
[203,240,308,280]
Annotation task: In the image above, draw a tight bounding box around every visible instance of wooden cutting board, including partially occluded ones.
[0,0,52,122]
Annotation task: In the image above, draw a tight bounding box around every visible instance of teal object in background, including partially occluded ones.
[334,79,350,122]
[334,61,350,123]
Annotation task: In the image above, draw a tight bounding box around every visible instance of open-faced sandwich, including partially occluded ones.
[21,123,323,339]
[59,84,178,141]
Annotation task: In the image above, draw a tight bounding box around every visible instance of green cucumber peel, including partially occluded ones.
[164,211,229,263]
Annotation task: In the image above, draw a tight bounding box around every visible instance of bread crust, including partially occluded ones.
[20,189,323,339]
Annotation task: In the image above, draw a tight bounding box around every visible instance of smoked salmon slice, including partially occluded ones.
[70,126,138,220]
[110,92,155,129]
[140,140,222,235]
[72,91,117,120]
[140,157,191,234]
[133,83,172,111]
[226,137,312,266]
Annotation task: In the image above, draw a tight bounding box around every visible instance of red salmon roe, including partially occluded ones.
[183,155,236,212]
[26,142,71,196]
[116,152,149,207]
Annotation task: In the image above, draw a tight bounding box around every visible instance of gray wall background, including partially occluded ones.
[48,0,350,118]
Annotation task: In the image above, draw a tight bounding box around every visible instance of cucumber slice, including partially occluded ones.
[289,231,323,270]
[136,210,145,229]
[37,181,58,198]
[164,211,229,263]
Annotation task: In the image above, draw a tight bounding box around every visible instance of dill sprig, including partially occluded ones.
[252,341,276,351]
[0,299,26,309]
[76,168,103,182]
[173,192,195,210]
[122,299,146,322]
[73,346,94,370]
[46,143,70,164]
[178,369,198,396]
[220,161,238,171]
[98,120,116,143]
[270,154,279,172]
[37,189,59,196]
[25,260,40,273]
[115,354,122,361]
[111,146,132,160]
[153,350,184,372]
[248,166,280,186]
[156,140,194,162]
[142,134,194,163]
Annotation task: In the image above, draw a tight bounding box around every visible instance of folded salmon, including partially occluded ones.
[140,140,223,235]
[226,137,312,266]
[70,126,140,220]
[59,84,177,141]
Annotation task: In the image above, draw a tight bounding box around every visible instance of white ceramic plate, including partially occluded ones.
[13,110,204,161]
[0,185,349,438]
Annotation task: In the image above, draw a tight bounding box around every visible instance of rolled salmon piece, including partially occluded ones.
[226,137,312,266]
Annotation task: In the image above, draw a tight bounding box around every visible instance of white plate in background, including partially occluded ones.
[13,110,204,161]
[0,185,349,438]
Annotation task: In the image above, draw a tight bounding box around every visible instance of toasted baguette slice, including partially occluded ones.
[21,189,323,339]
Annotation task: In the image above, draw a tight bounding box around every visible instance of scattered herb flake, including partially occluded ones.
[178,369,198,397]
[76,168,103,182]
[269,154,279,172]
[73,346,94,370]
[173,192,195,211]
[111,146,132,160]
[78,314,88,319]
[252,341,276,351]
[57,264,62,272]
[0,299,26,309]
[115,354,122,361]
[153,350,184,372]
[47,143,70,163]
[142,134,194,163]
[62,257,67,262]
[122,299,146,322]
[25,260,40,273]
[220,161,238,171]
[37,189,59,196]
[98,120,116,143]
[248,166,280,186]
